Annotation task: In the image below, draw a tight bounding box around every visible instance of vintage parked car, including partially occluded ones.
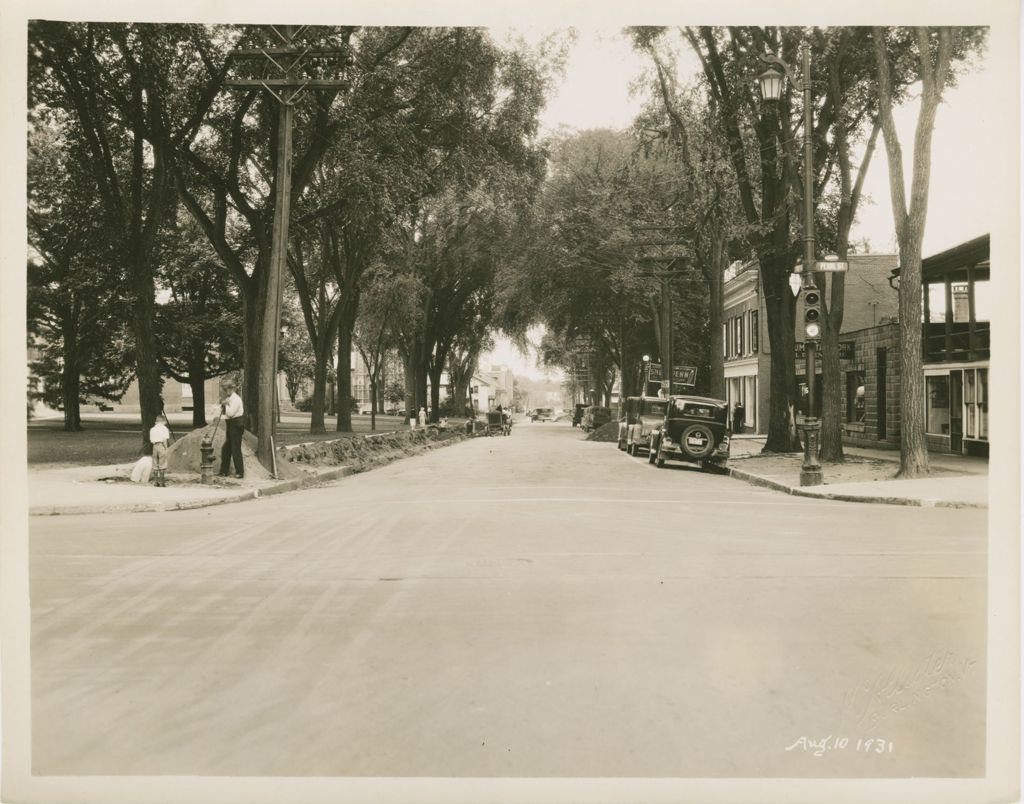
[647,395,730,472]
[581,405,612,432]
[530,407,556,422]
[618,396,669,456]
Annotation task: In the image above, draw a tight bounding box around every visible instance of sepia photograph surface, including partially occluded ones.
[2,1,1019,802]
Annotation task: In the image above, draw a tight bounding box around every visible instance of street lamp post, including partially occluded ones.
[758,44,823,486]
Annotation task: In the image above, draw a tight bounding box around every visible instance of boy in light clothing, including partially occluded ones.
[149,419,170,487]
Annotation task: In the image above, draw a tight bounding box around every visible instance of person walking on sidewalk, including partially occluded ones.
[149,418,171,487]
[218,381,245,478]
[732,401,745,435]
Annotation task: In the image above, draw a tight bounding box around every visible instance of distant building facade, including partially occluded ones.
[350,349,405,412]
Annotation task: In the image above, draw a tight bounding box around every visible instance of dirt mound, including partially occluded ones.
[285,427,462,469]
[586,422,621,442]
[166,426,303,480]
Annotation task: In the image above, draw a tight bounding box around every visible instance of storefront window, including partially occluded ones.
[846,371,865,423]
[926,375,951,435]
[961,368,990,441]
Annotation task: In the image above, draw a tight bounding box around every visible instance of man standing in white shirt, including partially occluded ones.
[218,380,245,478]
[149,418,170,487]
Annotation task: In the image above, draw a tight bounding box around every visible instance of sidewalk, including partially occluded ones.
[727,434,988,508]
[28,427,468,516]
[28,462,355,516]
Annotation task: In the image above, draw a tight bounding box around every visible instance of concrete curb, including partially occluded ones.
[726,466,987,509]
[30,433,467,516]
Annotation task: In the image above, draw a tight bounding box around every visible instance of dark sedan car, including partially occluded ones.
[648,395,730,472]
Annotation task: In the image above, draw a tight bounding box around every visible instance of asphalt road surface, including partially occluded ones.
[30,420,987,778]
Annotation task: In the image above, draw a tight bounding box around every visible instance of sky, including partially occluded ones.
[481,27,996,380]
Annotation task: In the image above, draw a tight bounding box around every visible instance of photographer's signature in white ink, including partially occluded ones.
[785,735,894,757]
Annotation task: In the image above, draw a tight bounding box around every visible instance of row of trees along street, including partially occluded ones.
[28,24,549,447]
[27,25,984,477]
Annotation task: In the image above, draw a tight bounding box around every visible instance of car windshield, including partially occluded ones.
[643,401,668,417]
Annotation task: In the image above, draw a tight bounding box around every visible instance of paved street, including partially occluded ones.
[30,421,987,778]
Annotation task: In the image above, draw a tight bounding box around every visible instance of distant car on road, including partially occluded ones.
[618,396,669,456]
[530,407,555,422]
[647,395,730,472]
[581,405,611,432]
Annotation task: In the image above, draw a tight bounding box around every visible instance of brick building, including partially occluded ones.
[722,253,899,434]
[838,322,901,449]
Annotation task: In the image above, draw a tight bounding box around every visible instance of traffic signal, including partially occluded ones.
[803,285,822,340]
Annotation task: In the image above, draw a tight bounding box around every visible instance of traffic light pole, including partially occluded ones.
[799,45,823,487]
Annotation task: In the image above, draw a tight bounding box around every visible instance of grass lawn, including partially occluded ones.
[27,412,410,466]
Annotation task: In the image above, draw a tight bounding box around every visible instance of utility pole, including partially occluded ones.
[638,262,684,395]
[224,26,347,476]
[631,222,688,397]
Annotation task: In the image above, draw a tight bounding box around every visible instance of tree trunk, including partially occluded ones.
[706,234,726,400]
[403,352,416,420]
[897,236,928,476]
[761,257,801,453]
[241,283,262,434]
[129,268,163,450]
[336,318,354,432]
[61,326,82,432]
[370,383,377,432]
[189,375,207,428]
[818,293,845,462]
[428,362,444,421]
[416,364,429,417]
[415,344,430,416]
[309,343,330,434]
[451,365,470,415]
[872,27,952,478]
